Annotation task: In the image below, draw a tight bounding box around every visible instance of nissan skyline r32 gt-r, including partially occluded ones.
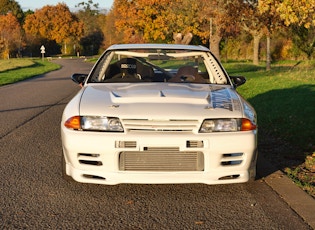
[61,43,257,185]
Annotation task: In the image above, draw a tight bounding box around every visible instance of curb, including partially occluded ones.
[258,155,315,229]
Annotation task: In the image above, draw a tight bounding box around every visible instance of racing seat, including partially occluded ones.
[105,58,154,81]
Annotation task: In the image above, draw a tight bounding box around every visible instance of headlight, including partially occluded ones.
[65,116,124,132]
[199,118,256,133]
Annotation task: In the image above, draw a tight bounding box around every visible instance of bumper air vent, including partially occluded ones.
[78,153,102,166]
[221,153,243,166]
[186,140,204,148]
[115,141,137,148]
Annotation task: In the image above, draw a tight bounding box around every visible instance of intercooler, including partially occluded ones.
[119,147,204,171]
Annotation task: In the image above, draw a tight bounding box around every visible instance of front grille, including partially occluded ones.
[121,119,200,132]
[119,147,204,171]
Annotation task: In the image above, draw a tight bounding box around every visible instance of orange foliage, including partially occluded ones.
[114,0,179,43]
[23,3,84,45]
[0,13,22,58]
[260,0,315,28]
[113,0,234,46]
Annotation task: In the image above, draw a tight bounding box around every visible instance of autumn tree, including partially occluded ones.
[23,3,84,55]
[114,0,205,44]
[0,0,24,23]
[193,0,238,60]
[227,0,266,65]
[0,13,23,58]
[113,0,238,60]
[289,25,315,59]
[76,0,104,55]
[262,0,315,59]
[0,0,25,58]
[256,0,283,70]
[275,0,315,28]
[166,0,200,44]
[98,12,118,49]
[114,0,173,43]
[111,0,315,61]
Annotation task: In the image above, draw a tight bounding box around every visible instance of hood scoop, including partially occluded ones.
[110,89,209,104]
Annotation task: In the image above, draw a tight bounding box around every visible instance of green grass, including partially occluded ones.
[0,59,60,86]
[0,59,35,72]
[224,61,315,152]
[224,61,315,197]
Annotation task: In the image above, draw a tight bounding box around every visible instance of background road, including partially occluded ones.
[0,59,311,229]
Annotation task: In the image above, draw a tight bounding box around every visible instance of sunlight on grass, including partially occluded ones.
[224,61,315,197]
[0,59,35,72]
[224,61,315,151]
[0,59,60,86]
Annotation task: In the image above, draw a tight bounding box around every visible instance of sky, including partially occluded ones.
[17,0,114,11]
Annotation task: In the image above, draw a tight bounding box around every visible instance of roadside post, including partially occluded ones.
[40,45,45,61]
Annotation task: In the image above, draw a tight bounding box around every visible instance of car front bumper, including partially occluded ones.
[61,129,258,185]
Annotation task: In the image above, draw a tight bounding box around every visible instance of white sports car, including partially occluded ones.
[61,43,257,185]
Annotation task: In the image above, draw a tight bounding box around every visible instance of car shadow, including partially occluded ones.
[0,103,68,113]
[247,84,315,179]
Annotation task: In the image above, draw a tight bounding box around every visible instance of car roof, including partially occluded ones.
[106,43,210,52]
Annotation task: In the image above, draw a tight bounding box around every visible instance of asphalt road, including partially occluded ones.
[0,59,311,229]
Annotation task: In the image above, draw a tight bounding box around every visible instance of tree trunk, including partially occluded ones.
[210,34,222,61]
[266,35,271,71]
[253,34,261,65]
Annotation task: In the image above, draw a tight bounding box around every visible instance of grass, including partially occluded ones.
[223,61,315,197]
[224,61,315,151]
[0,59,35,72]
[0,59,60,86]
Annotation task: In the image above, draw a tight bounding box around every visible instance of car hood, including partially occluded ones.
[79,83,244,119]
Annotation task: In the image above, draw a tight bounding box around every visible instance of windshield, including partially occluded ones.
[87,48,228,84]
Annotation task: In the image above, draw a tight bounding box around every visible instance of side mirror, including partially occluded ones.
[71,73,88,85]
[230,76,246,87]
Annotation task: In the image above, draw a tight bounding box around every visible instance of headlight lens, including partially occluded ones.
[199,118,256,133]
[65,116,124,132]
[199,119,238,132]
